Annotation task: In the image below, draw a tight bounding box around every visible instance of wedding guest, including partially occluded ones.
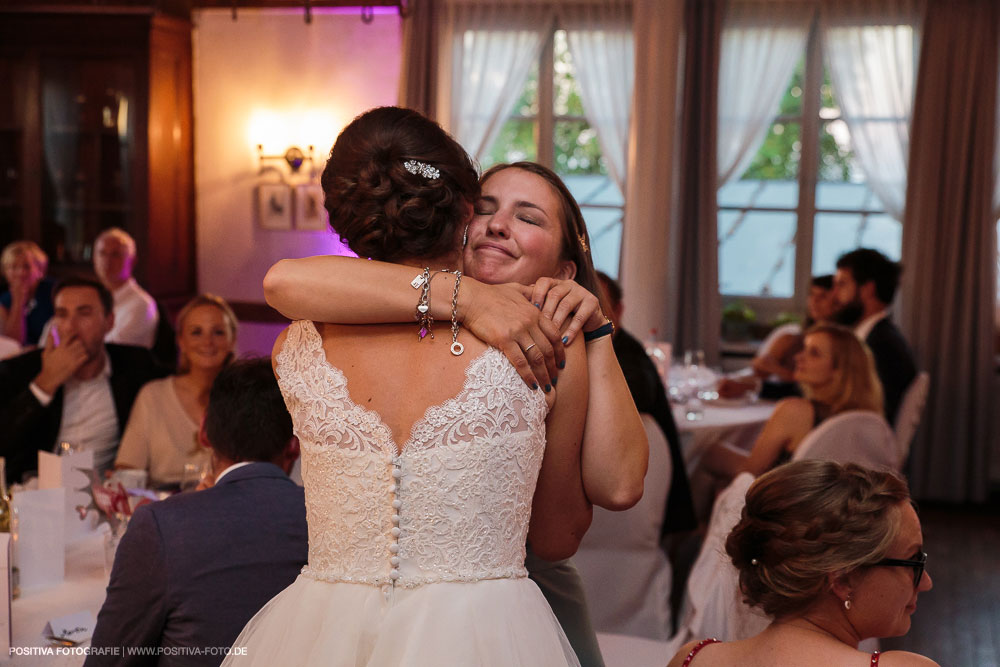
[717,275,835,400]
[93,227,160,349]
[832,248,916,425]
[668,460,938,667]
[114,294,238,488]
[702,324,883,481]
[0,276,164,484]
[88,358,306,667]
[0,240,54,346]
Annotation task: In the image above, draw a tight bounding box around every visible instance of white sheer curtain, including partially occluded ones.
[717,2,814,186]
[822,1,923,222]
[563,0,633,195]
[446,2,555,161]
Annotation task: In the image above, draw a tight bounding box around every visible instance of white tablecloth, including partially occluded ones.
[673,401,775,468]
[5,533,108,666]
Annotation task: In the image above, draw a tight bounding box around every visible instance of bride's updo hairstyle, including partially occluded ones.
[321,106,480,262]
[725,460,910,619]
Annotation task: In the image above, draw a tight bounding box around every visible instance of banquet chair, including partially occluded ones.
[894,371,930,465]
[665,472,768,656]
[574,414,674,640]
[792,410,899,471]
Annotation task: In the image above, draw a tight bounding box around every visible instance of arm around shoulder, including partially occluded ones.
[579,334,648,510]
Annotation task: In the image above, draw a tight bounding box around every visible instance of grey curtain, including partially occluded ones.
[900,0,998,502]
[671,0,724,364]
[397,0,440,118]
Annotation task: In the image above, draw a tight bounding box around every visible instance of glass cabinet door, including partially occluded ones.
[40,57,135,265]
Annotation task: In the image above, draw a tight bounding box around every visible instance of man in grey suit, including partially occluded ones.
[87,358,307,666]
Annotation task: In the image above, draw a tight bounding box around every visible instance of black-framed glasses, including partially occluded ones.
[873,551,927,589]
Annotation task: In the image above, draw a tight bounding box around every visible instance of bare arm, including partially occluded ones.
[531,278,648,511]
[263,255,563,388]
[703,398,812,479]
[751,333,799,381]
[527,338,593,561]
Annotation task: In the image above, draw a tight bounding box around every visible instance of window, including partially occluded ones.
[482,29,624,278]
[717,22,908,322]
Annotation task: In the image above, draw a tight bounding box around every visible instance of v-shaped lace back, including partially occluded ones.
[275,320,549,587]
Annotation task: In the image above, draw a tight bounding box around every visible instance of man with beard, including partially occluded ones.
[0,276,164,483]
[832,248,916,425]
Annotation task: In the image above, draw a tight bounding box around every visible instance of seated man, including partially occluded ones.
[87,358,307,666]
[832,248,917,425]
[0,276,164,483]
[93,228,159,349]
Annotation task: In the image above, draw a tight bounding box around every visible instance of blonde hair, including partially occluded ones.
[725,460,911,618]
[1,240,48,274]
[175,294,239,373]
[801,324,883,416]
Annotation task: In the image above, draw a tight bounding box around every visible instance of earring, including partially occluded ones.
[462,224,469,248]
[844,598,852,611]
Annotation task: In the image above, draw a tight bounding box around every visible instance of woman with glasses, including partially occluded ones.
[668,460,938,667]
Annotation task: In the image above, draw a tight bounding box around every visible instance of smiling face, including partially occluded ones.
[177,304,234,373]
[850,502,932,638]
[793,331,836,389]
[94,235,135,288]
[462,167,576,286]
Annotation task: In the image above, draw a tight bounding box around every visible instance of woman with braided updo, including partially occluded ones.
[668,460,937,667]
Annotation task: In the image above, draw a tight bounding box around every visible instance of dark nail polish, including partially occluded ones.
[552,377,558,386]
[557,360,566,369]
[532,383,539,390]
[534,303,541,309]
[543,384,552,393]
[561,336,569,345]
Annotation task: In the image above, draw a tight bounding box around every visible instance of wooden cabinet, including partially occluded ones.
[0,12,195,300]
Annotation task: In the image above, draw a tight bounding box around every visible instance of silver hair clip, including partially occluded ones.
[403,160,440,180]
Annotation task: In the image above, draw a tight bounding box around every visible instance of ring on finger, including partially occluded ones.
[524,343,537,353]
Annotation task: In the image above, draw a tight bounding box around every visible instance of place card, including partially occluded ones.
[10,488,65,590]
[38,450,97,544]
[43,610,95,645]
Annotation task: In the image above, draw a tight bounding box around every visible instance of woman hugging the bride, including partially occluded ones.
[224,106,642,666]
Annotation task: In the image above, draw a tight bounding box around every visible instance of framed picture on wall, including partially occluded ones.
[256,183,293,230]
[295,183,328,231]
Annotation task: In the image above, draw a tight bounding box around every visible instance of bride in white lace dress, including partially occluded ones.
[223,107,590,666]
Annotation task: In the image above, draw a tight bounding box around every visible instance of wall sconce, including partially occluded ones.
[255,144,326,232]
[258,145,315,173]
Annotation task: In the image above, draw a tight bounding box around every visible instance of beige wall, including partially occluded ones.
[191,8,401,355]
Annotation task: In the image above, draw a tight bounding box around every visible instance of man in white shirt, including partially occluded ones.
[0,277,164,482]
[831,248,917,425]
[93,228,159,349]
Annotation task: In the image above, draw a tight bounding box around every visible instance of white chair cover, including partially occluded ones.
[574,414,673,640]
[755,322,802,360]
[893,371,930,465]
[666,472,769,655]
[792,410,899,471]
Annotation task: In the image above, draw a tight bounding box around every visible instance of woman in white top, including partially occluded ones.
[115,294,237,488]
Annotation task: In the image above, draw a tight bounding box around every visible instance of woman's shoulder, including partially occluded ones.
[136,376,173,400]
[667,639,723,667]
[876,651,940,667]
[772,396,816,423]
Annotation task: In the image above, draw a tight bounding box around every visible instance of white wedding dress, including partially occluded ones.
[223,320,580,666]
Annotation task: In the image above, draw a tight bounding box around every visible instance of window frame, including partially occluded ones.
[719,17,901,326]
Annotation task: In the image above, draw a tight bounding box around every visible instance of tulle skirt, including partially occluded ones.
[222,574,581,666]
